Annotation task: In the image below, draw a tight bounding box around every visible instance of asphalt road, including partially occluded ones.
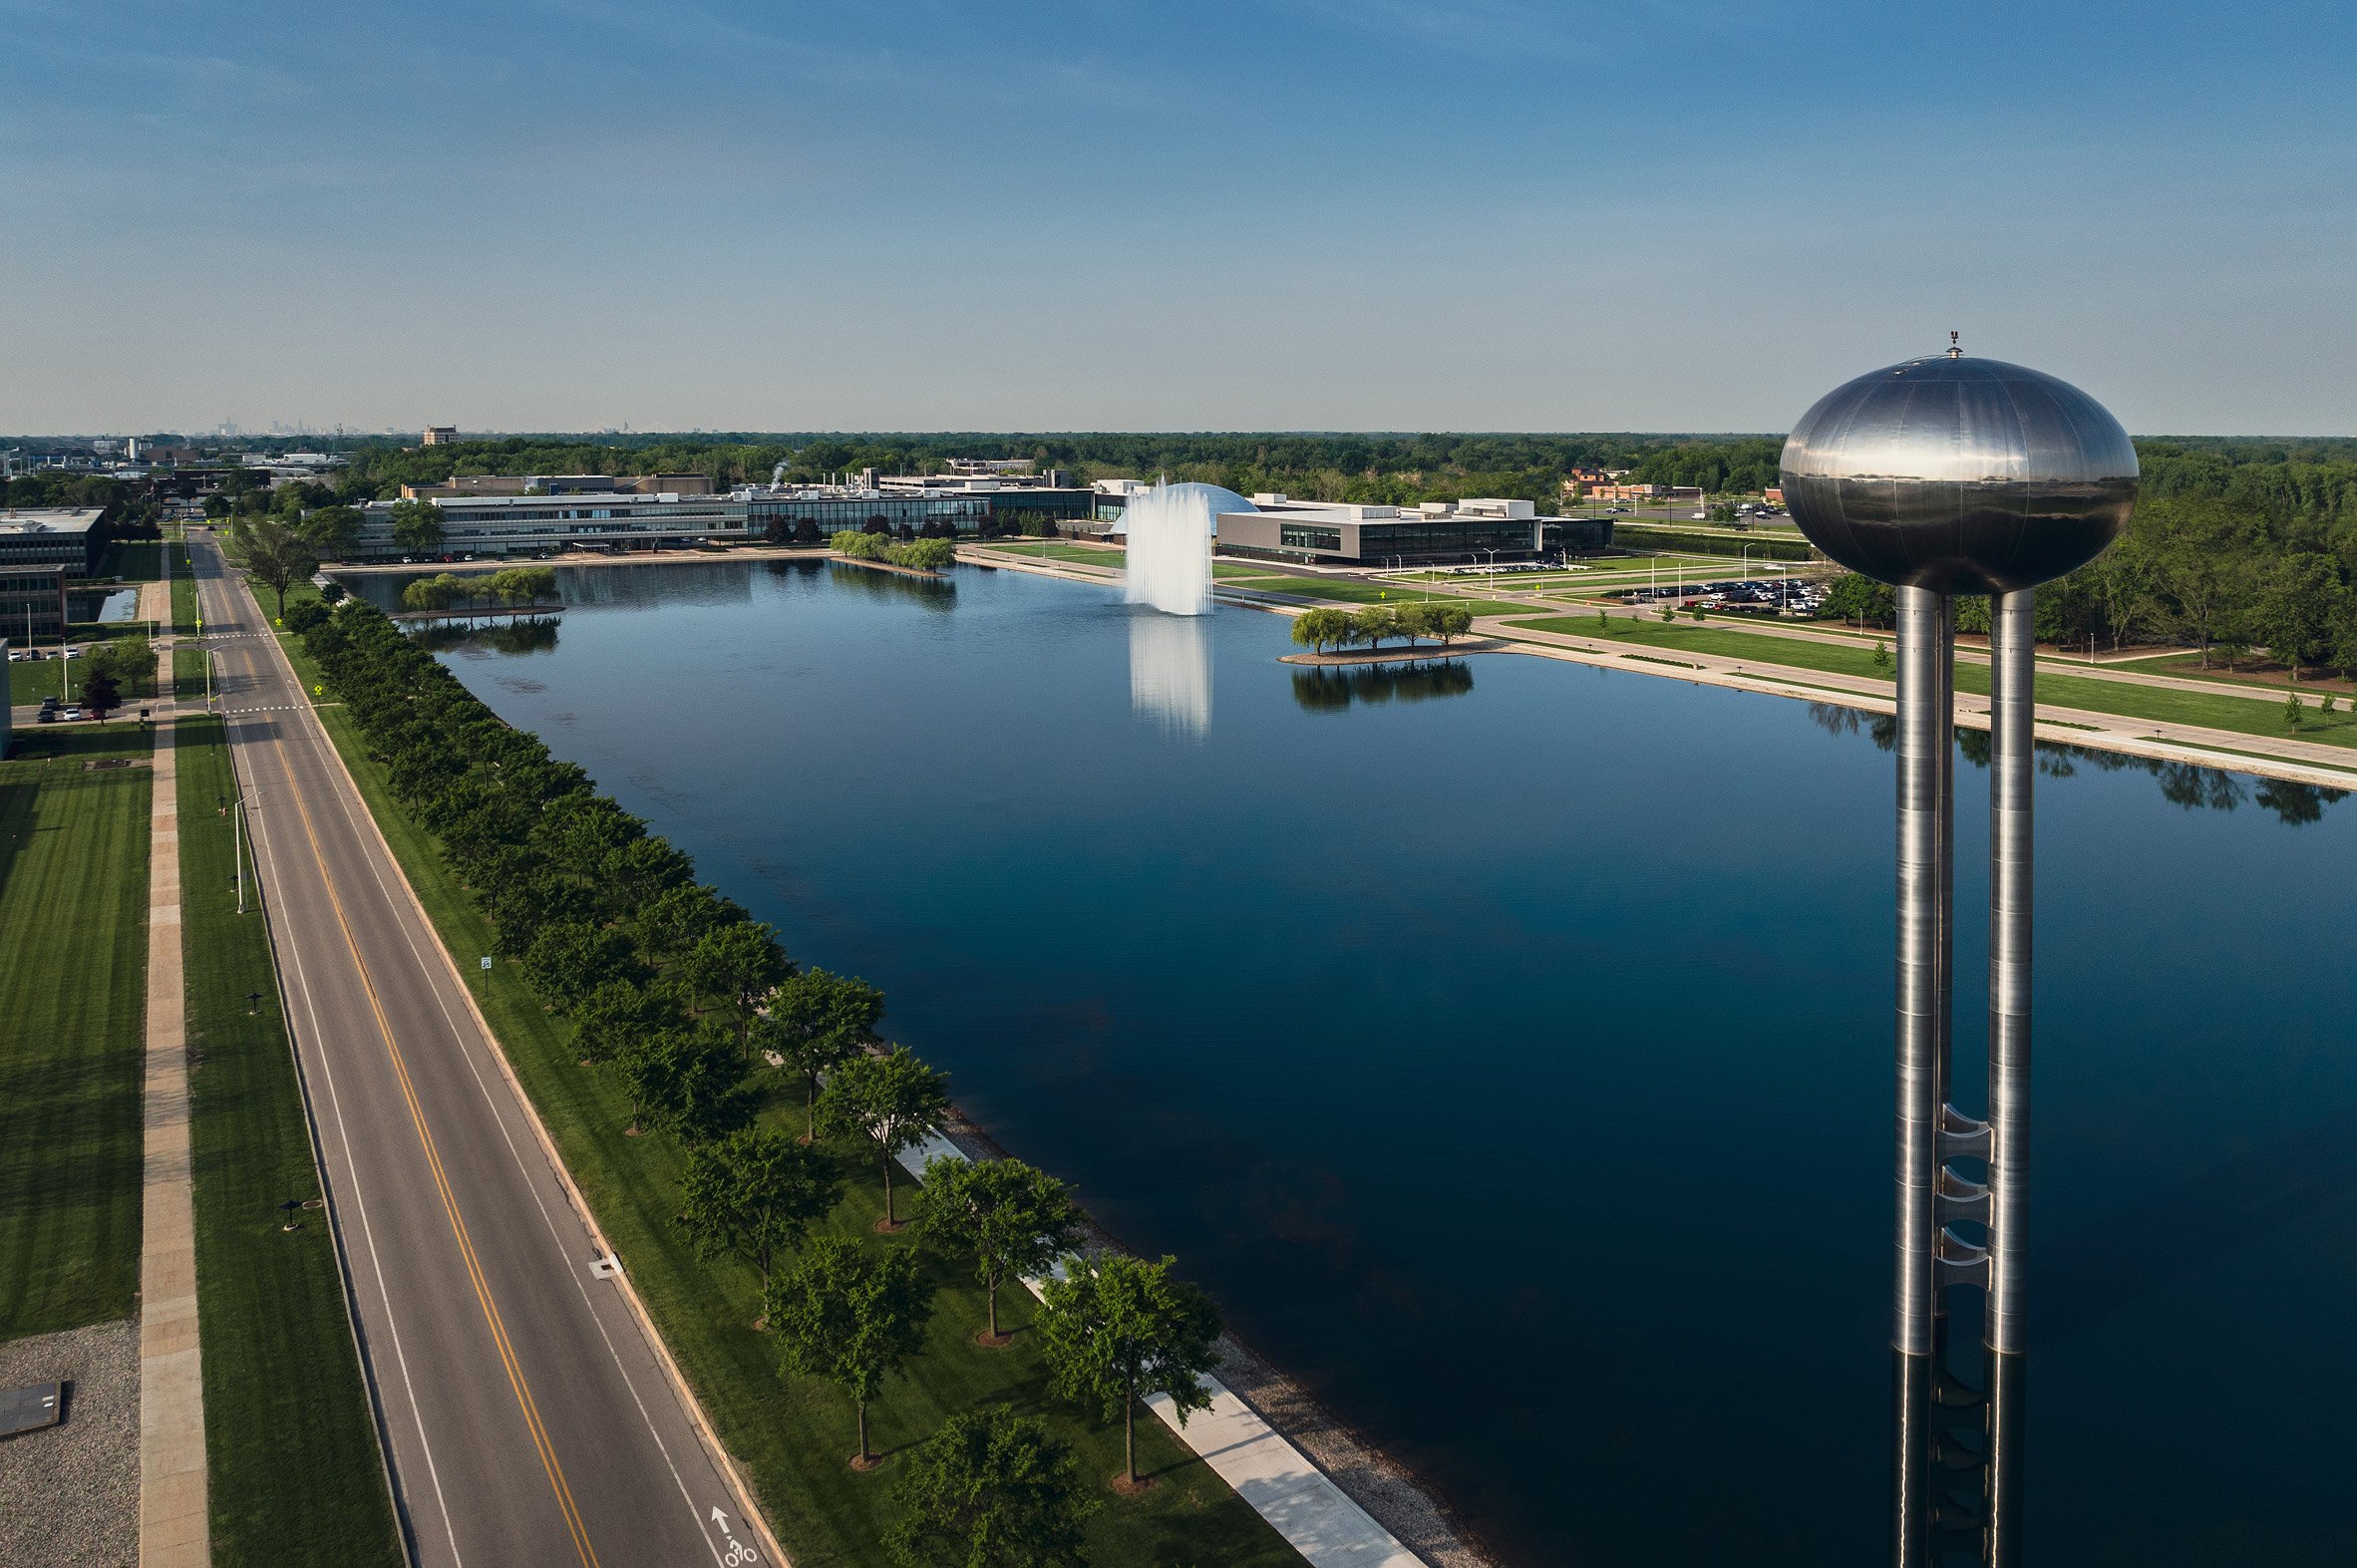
[188,534,769,1568]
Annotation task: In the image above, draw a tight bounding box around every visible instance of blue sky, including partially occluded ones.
[3,1,2351,435]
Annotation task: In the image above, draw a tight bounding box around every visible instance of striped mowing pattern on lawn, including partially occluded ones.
[0,724,153,1341]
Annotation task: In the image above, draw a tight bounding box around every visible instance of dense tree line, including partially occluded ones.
[294,598,1232,1553]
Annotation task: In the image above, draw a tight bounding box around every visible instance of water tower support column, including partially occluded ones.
[1892,585,1952,1359]
[1985,587,2034,1354]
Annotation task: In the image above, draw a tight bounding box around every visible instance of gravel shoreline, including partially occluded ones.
[0,1318,141,1568]
[934,1106,1504,1568]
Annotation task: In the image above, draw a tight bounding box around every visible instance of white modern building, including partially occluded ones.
[354,491,754,559]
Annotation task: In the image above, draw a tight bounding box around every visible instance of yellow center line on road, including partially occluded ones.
[266,655,602,1568]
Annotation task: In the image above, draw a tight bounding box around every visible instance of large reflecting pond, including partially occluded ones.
[349,560,2357,1565]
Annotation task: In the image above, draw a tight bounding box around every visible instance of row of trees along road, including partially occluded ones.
[1289,601,1474,654]
[294,596,1232,1558]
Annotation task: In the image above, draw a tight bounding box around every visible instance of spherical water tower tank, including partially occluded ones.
[1779,355,2138,594]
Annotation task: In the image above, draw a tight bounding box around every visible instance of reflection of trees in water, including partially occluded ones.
[1806,701,2346,825]
[411,617,561,657]
[1291,660,1475,713]
[824,561,956,612]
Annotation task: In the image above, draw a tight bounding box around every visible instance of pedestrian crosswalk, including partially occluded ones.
[221,704,308,715]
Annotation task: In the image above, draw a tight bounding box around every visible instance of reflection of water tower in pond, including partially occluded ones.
[1781,343,2137,1565]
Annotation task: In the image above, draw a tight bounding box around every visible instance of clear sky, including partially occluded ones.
[4,1,2351,436]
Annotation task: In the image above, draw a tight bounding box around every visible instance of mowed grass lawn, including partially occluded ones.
[1511,615,2357,750]
[975,541,1127,569]
[294,683,1300,1566]
[1227,576,1530,618]
[176,718,403,1568]
[0,723,152,1341]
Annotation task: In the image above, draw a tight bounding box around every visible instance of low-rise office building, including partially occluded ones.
[0,508,107,576]
[746,487,989,539]
[355,490,754,558]
[1214,495,1612,566]
[0,567,70,639]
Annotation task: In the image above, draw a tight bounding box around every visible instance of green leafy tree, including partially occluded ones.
[572,978,671,1067]
[612,1023,747,1141]
[1290,607,1350,654]
[81,670,123,720]
[1826,572,1894,630]
[920,1156,1085,1344]
[821,1046,949,1228]
[318,579,347,606]
[388,497,447,554]
[760,967,885,1141]
[520,919,643,1011]
[1426,602,1474,645]
[234,514,319,621]
[1039,1253,1222,1490]
[886,1406,1097,1568]
[2258,553,2346,686]
[684,920,793,1060]
[299,503,365,559]
[678,1126,841,1287]
[1352,604,1401,650]
[767,1237,936,1468]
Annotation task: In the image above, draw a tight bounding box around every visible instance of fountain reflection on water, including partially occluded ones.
[1128,613,1211,739]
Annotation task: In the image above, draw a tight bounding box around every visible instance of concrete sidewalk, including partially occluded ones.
[139,720,208,1568]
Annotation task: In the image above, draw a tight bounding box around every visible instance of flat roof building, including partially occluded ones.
[1214,496,1612,567]
[422,426,459,446]
[0,508,107,576]
[399,473,714,500]
[355,491,753,560]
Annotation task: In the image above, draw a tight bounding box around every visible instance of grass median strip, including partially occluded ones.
[177,716,405,1567]
[295,680,1299,1564]
[0,724,152,1341]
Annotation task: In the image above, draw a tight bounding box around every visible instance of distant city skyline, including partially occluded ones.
[4,1,2351,436]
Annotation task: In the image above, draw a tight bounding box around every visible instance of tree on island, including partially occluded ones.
[388,498,447,555]
[678,1125,842,1289]
[1291,607,1350,654]
[886,1406,1097,1568]
[759,967,885,1142]
[767,1237,935,1470]
[1351,604,1401,651]
[821,1046,949,1229]
[1426,602,1474,645]
[920,1155,1085,1345]
[234,515,319,622]
[1039,1253,1222,1491]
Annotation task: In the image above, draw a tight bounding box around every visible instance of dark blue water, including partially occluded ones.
[356,561,2357,1566]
